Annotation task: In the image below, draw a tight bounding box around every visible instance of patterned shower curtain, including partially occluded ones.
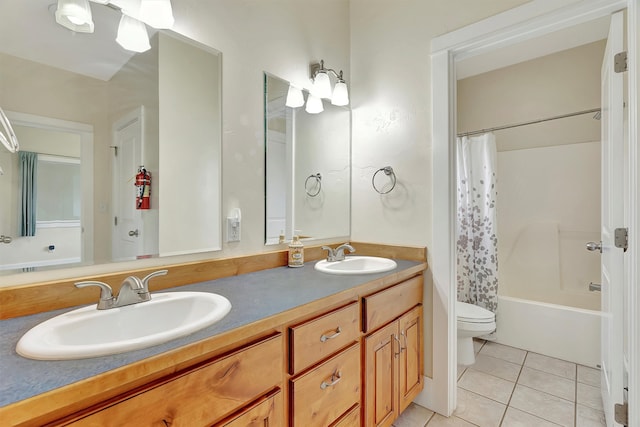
[456,133,499,313]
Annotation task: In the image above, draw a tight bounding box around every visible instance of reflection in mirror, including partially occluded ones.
[264,73,350,245]
[0,1,221,276]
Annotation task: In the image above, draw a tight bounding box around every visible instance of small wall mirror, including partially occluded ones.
[0,1,221,276]
[264,73,350,245]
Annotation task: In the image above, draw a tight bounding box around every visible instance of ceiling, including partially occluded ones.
[0,0,144,81]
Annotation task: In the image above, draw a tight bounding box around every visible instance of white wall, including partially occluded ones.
[349,0,533,385]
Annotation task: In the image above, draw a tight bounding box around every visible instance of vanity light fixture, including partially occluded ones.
[55,0,95,33]
[305,94,324,114]
[116,13,151,52]
[310,60,349,106]
[53,0,175,53]
[285,86,305,108]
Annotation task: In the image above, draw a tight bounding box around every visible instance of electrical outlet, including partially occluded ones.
[227,217,240,242]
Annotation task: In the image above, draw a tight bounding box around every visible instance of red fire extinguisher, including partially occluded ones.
[135,166,151,210]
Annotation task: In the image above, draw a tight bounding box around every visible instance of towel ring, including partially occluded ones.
[372,166,396,194]
[305,173,322,197]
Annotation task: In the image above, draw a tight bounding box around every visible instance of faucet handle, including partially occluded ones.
[75,281,114,309]
[141,269,168,290]
[321,246,336,261]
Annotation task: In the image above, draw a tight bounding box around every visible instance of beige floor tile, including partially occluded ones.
[577,382,604,411]
[576,403,606,427]
[425,413,477,426]
[453,387,506,427]
[479,342,526,365]
[393,403,435,427]
[470,353,522,382]
[501,407,562,427]
[458,369,515,404]
[517,367,576,401]
[509,385,575,427]
[577,365,601,387]
[524,353,576,380]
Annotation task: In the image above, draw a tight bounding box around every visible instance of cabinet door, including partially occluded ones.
[399,305,423,412]
[220,390,282,427]
[364,322,399,427]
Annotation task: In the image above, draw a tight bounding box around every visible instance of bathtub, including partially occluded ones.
[494,295,602,368]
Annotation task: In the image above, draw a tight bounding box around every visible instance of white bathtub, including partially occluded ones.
[494,295,602,368]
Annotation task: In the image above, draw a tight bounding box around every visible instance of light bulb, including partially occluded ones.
[116,14,151,53]
[312,72,332,99]
[331,81,349,106]
[285,85,304,108]
[305,94,324,114]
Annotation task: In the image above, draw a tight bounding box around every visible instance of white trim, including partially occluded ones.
[38,154,80,164]
[0,257,82,271]
[430,0,638,417]
[626,2,639,425]
[36,221,81,229]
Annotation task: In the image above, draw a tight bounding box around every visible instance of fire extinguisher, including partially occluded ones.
[135,166,151,210]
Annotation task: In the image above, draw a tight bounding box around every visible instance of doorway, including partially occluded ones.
[429,1,638,424]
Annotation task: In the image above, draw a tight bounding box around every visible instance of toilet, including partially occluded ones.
[457,301,496,366]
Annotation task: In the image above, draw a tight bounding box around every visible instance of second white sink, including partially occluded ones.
[16,291,231,360]
[314,256,397,275]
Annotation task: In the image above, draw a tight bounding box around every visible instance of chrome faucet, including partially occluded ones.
[75,269,168,310]
[321,243,355,262]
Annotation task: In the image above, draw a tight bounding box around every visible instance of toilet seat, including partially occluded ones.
[456,301,495,323]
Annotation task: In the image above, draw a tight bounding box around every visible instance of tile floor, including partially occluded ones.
[393,340,606,427]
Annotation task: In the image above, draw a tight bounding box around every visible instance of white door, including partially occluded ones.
[111,110,144,261]
[600,11,625,427]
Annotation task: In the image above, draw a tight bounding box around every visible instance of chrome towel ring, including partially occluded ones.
[372,166,396,194]
[305,173,322,197]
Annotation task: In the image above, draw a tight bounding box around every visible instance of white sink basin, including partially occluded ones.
[16,292,231,360]
[314,256,397,275]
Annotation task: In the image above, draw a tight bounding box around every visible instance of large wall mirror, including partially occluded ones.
[264,73,350,245]
[0,1,221,277]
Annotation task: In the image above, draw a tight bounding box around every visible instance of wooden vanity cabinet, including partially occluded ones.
[362,276,423,427]
[65,334,283,427]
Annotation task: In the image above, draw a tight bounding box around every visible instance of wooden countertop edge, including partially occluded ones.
[1,262,426,427]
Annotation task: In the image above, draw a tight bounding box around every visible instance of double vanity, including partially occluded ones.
[0,243,427,427]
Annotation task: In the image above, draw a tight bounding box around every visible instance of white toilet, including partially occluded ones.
[457,301,496,366]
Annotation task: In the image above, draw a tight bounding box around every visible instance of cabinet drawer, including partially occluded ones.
[69,334,283,427]
[331,404,360,427]
[363,275,422,332]
[290,343,360,427]
[289,302,359,374]
[218,389,283,427]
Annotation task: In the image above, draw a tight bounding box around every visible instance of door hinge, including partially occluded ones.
[614,402,628,426]
[614,228,628,252]
[110,145,118,157]
[615,51,628,73]
[114,216,118,226]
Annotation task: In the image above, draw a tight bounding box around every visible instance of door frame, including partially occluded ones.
[111,106,145,261]
[427,0,638,420]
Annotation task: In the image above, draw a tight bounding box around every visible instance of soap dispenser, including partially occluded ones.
[288,235,304,267]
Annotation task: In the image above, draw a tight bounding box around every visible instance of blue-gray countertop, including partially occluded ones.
[0,259,421,408]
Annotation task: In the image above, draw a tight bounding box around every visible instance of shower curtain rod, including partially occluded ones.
[456,107,601,138]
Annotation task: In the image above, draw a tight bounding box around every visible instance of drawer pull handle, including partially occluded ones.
[400,331,407,353]
[320,326,342,342]
[394,334,401,357]
[320,371,342,389]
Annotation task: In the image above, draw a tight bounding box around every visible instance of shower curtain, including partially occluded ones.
[456,133,499,313]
